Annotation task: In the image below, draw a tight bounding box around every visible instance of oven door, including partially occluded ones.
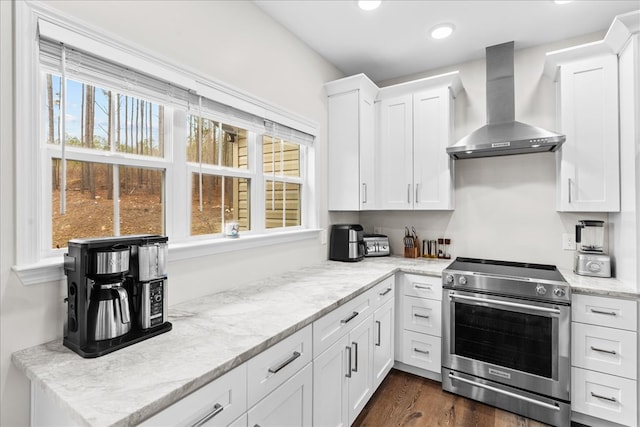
[442,289,570,401]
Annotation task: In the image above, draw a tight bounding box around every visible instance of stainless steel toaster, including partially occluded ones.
[363,234,390,257]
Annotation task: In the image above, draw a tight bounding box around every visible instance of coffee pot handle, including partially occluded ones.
[114,287,131,324]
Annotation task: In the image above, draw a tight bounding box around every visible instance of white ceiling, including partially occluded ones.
[255,0,640,82]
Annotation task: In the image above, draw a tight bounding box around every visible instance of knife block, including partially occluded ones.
[404,247,418,258]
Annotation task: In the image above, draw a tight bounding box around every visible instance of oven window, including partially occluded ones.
[454,303,552,378]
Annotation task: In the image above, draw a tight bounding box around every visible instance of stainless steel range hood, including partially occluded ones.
[447,41,565,160]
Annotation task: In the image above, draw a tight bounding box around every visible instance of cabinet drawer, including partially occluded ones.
[401,295,441,337]
[402,274,442,300]
[373,275,395,309]
[248,324,312,408]
[140,364,247,427]
[572,322,637,380]
[313,285,376,357]
[572,294,637,331]
[572,367,637,427]
[400,330,441,373]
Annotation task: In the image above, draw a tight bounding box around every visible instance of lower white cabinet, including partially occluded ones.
[400,330,441,373]
[247,363,313,427]
[373,297,394,389]
[313,315,374,427]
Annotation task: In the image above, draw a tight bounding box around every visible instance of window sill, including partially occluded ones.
[13,228,323,286]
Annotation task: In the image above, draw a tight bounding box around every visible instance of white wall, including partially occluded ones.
[0,1,342,425]
[359,34,611,269]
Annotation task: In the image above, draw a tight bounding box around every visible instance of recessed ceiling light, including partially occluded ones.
[358,1,381,11]
[430,23,455,40]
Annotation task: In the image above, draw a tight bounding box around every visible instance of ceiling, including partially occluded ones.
[255,0,640,83]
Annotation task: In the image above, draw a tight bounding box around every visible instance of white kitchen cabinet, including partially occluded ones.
[373,297,394,390]
[570,294,638,427]
[377,85,455,210]
[247,362,312,427]
[313,315,374,427]
[325,74,378,211]
[546,47,620,212]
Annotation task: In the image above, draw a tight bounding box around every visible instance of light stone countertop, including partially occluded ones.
[11,256,638,426]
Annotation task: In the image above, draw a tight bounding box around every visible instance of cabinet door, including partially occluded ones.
[247,363,312,427]
[413,87,454,210]
[557,54,620,212]
[347,316,374,425]
[377,94,413,210]
[313,334,350,427]
[328,91,361,211]
[359,94,377,209]
[373,298,394,390]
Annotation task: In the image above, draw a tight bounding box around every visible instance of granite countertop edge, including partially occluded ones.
[11,257,638,426]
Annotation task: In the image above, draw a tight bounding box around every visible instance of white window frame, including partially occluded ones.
[13,1,320,285]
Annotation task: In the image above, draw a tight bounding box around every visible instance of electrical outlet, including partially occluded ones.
[374,226,382,234]
[562,233,576,250]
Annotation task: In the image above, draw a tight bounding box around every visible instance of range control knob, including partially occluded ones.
[444,274,454,284]
[554,288,566,298]
[458,276,468,286]
[536,284,547,296]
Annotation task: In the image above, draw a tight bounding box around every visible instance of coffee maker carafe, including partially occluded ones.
[574,220,611,277]
[64,235,172,358]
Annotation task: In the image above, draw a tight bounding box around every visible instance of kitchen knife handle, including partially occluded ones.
[375,321,381,346]
[341,311,359,324]
[345,346,352,378]
[268,351,301,374]
[191,403,223,427]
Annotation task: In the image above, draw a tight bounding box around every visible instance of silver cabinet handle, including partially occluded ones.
[345,346,352,378]
[415,183,419,204]
[375,320,381,347]
[407,184,411,204]
[590,346,617,355]
[591,392,617,403]
[191,403,223,427]
[590,308,617,316]
[414,313,430,319]
[379,287,392,296]
[568,178,572,204]
[340,311,359,324]
[268,351,301,374]
[414,348,430,355]
[449,373,561,411]
[414,284,432,291]
[362,183,367,204]
[352,341,359,372]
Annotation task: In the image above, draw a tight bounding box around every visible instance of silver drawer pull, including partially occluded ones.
[375,320,381,346]
[414,284,432,290]
[590,308,617,316]
[591,392,617,403]
[192,403,223,427]
[341,311,359,324]
[345,346,352,378]
[352,342,359,372]
[414,313,430,319]
[268,351,301,374]
[590,346,617,355]
[379,287,393,296]
[414,348,430,355]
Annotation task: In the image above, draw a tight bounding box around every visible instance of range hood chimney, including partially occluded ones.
[447,41,565,160]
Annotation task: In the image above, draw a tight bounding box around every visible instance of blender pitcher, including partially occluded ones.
[575,220,605,253]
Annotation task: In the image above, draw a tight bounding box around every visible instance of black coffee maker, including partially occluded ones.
[63,235,172,358]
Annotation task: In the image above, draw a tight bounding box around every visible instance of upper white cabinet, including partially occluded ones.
[377,83,457,210]
[325,74,378,211]
[325,71,461,211]
[545,44,620,212]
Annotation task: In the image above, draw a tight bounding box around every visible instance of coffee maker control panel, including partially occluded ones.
[147,280,166,328]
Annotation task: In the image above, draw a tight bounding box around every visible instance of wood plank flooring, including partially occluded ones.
[352,369,550,427]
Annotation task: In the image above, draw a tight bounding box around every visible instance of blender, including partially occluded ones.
[574,220,611,277]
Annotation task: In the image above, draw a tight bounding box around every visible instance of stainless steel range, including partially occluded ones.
[441,257,571,426]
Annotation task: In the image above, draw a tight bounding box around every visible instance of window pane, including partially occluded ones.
[265,180,301,229]
[191,174,250,235]
[118,166,164,236]
[51,161,165,249]
[45,74,165,158]
[186,115,248,169]
[52,160,114,248]
[262,136,300,177]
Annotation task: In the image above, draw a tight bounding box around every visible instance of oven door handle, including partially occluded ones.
[449,373,561,412]
[449,293,561,315]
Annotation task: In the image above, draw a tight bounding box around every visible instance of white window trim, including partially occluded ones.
[13,1,320,286]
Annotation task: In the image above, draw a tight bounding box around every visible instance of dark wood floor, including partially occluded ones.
[353,369,550,427]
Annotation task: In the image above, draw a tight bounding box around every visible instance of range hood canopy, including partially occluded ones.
[447,41,565,160]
